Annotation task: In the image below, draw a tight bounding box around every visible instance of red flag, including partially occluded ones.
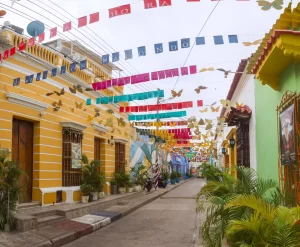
[19,41,25,51]
[165,69,173,78]
[189,65,197,74]
[50,27,57,38]
[109,4,131,18]
[144,0,157,9]
[78,16,87,28]
[125,107,130,112]
[90,12,100,24]
[38,32,45,43]
[197,100,203,107]
[120,107,125,113]
[3,50,9,59]
[172,68,179,76]
[63,21,72,32]
[9,47,16,56]
[181,67,189,76]
[151,72,158,80]
[159,0,172,6]
[28,38,35,47]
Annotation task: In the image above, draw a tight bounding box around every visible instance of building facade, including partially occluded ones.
[0,27,130,205]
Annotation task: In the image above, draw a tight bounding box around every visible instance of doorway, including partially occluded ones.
[12,118,34,203]
[115,142,125,173]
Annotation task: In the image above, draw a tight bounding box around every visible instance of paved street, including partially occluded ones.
[63,179,205,247]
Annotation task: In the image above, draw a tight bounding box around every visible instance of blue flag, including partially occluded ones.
[70,62,77,72]
[228,35,238,43]
[25,74,34,84]
[181,38,190,48]
[169,41,178,51]
[60,65,66,75]
[154,43,163,54]
[36,72,41,81]
[13,78,20,87]
[51,68,57,77]
[213,36,224,45]
[138,46,146,57]
[112,52,119,62]
[125,49,132,60]
[42,71,48,80]
[102,54,109,64]
[80,60,87,70]
[196,37,205,45]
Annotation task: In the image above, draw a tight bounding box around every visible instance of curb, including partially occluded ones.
[34,179,193,247]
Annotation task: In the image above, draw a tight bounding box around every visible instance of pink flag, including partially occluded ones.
[92,83,98,90]
[109,4,131,18]
[172,68,179,76]
[151,72,158,80]
[124,77,131,84]
[141,73,150,82]
[19,41,25,51]
[181,67,189,76]
[189,65,197,74]
[197,100,203,107]
[118,78,125,86]
[50,27,57,38]
[107,80,112,88]
[112,79,118,86]
[38,32,45,43]
[78,16,87,28]
[131,75,137,84]
[144,0,157,9]
[159,0,172,6]
[63,21,72,32]
[158,71,166,79]
[165,69,173,78]
[28,38,35,47]
[90,12,100,24]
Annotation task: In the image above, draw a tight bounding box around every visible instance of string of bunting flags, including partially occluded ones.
[120,101,193,113]
[128,111,187,121]
[86,90,164,105]
[135,121,189,127]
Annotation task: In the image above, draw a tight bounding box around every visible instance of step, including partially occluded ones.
[36,215,66,228]
[16,201,41,211]
[33,210,64,218]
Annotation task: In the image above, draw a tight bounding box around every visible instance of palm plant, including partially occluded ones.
[197,166,281,247]
[81,154,103,191]
[0,148,24,229]
[130,164,147,186]
[226,194,300,247]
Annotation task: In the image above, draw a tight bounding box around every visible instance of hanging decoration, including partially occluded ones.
[171,89,183,98]
[128,111,187,121]
[120,101,192,113]
[199,67,215,72]
[135,121,188,127]
[52,100,63,111]
[199,108,208,113]
[92,66,196,91]
[243,39,262,46]
[86,90,164,105]
[256,0,283,10]
[194,86,207,94]
[106,109,114,114]
[220,99,232,108]
[46,88,65,97]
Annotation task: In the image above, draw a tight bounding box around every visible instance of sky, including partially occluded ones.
[0,0,289,131]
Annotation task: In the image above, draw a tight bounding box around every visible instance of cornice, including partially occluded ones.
[60,121,87,131]
[91,121,111,134]
[114,138,129,144]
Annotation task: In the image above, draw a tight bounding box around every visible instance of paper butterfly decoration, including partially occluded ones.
[220,99,232,108]
[70,107,75,112]
[199,108,208,113]
[194,129,201,136]
[194,86,208,94]
[52,100,63,111]
[94,108,100,118]
[188,116,196,123]
[198,119,205,125]
[117,117,126,127]
[87,115,94,121]
[205,119,213,125]
[206,123,213,130]
[169,122,177,127]
[199,67,214,72]
[188,122,195,129]
[75,102,83,109]
[69,84,83,94]
[171,89,183,98]
[243,39,262,46]
[0,10,6,18]
[257,0,283,10]
[236,102,243,108]
[46,88,65,96]
[106,109,114,114]
[211,106,220,112]
[217,68,231,78]
[217,116,226,123]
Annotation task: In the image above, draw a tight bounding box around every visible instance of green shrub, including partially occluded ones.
[115,172,130,187]
[80,183,93,196]
[170,171,177,179]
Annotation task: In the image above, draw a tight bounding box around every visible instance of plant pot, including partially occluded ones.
[171,179,176,185]
[81,195,89,204]
[111,185,118,195]
[127,187,134,193]
[118,187,126,194]
[91,192,98,201]
[134,185,141,192]
[176,178,180,183]
[98,192,105,199]
[164,180,168,185]
[88,194,93,202]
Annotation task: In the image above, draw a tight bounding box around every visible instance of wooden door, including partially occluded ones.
[94,138,101,161]
[115,143,125,173]
[115,143,120,173]
[12,119,33,203]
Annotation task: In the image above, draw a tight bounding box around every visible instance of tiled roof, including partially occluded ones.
[225,105,252,127]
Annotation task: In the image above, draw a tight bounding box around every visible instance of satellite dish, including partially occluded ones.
[27,20,45,37]
[3,21,11,27]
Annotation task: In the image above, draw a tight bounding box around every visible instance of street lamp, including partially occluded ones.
[229,136,235,148]
[222,147,227,155]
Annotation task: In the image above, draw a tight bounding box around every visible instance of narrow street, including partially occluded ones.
[63,179,204,247]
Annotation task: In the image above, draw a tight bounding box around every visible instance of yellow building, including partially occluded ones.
[0,27,131,205]
[221,129,237,176]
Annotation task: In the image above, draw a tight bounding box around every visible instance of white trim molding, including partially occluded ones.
[6,92,49,114]
[114,138,129,144]
[91,121,111,134]
[60,121,87,131]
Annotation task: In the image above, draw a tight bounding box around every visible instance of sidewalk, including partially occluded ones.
[0,179,192,247]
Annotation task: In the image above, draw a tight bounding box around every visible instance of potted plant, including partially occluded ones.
[110,179,118,195]
[97,172,106,199]
[161,171,170,186]
[170,171,177,185]
[126,180,134,193]
[176,171,181,183]
[130,164,147,192]
[115,172,130,194]
[80,183,93,203]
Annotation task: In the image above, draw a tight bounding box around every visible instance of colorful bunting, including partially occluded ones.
[144,0,158,9]
[63,21,72,32]
[13,78,20,87]
[78,16,87,28]
[109,4,131,18]
[120,101,193,113]
[50,27,57,38]
[38,32,45,43]
[135,121,188,127]
[128,111,186,121]
[25,75,34,84]
[80,60,87,70]
[89,12,100,24]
